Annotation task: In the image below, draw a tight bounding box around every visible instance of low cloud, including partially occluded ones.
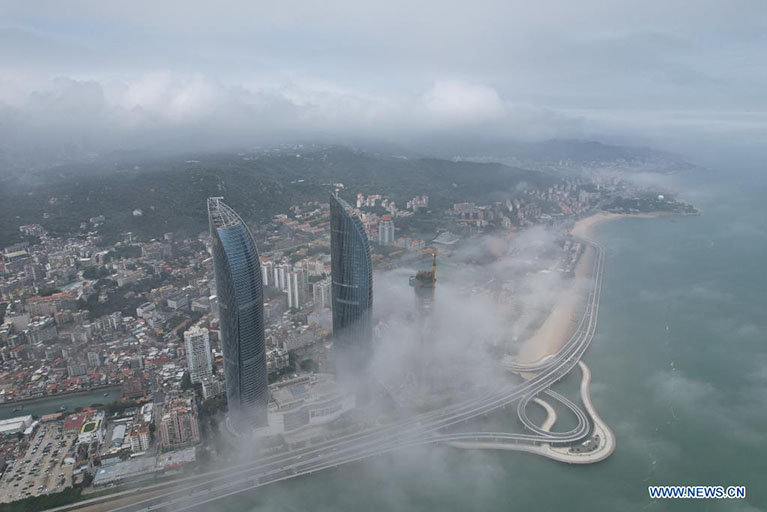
[0,73,580,158]
[2,2,767,162]
[423,81,505,122]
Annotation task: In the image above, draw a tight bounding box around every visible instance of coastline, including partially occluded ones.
[571,210,665,238]
[517,210,659,362]
[515,239,595,364]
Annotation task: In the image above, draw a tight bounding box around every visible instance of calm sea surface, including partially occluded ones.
[219,168,767,511]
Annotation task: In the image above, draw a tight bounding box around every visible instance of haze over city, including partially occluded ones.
[0,2,764,512]
[1,1,766,163]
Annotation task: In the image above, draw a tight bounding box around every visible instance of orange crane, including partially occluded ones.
[410,247,438,321]
[413,247,437,285]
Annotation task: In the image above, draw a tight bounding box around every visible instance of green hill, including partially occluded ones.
[0,146,556,246]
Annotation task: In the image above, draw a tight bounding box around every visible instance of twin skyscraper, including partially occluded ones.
[207,194,373,435]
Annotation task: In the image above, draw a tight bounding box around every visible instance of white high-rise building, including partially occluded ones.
[262,261,274,287]
[312,278,332,309]
[87,351,101,368]
[184,326,213,383]
[287,269,307,310]
[378,219,395,245]
[129,424,150,453]
[273,264,290,291]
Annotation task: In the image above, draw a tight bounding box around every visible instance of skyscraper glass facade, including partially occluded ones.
[207,198,268,431]
[330,193,373,360]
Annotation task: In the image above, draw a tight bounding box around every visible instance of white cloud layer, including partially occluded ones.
[423,81,505,121]
[0,0,766,160]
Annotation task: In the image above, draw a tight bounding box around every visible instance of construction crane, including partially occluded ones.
[413,247,437,284]
[409,247,437,316]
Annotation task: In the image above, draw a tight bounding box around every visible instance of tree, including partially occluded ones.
[104,400,135,415]
[82,267,95,279]
[0,486,83,512]
[199,395,227,419]
[37,287,62,297]
[94,278,117,289]
[180,371,193,390]
[299,358,318,373]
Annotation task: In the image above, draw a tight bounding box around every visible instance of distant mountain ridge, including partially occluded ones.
[447,139,697,174]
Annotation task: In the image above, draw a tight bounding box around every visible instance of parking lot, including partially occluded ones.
[0,423,76,503]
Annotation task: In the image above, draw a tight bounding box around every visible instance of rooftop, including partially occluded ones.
[207,197,243,229]
[270,373,339,411]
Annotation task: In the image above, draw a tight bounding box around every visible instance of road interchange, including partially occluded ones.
[61,237,606,512]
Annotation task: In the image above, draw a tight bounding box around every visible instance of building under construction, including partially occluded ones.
[409,248,437,320]
[410,248,437,350]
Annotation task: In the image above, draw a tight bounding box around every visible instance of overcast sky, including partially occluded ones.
[1,1,765,161]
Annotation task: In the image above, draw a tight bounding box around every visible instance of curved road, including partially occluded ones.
[62,238,606,512]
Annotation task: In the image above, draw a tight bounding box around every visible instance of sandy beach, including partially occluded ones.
[516,211,645,362]
[572,211,664,238]
[515,244,594,363]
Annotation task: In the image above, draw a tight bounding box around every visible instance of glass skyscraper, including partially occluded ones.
[207,197,268,432]
[330,192,373,362]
